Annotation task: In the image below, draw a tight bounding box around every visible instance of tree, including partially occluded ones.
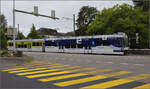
[0,14,7,31]
[27,24,40,39]
[16,31,25,40]
[132,0,150,11]
[0,26,7,49]
[87,4,149,48]
[75,6,98,36]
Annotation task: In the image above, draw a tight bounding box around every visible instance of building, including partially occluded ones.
[37,28,60,38]
[6,27,17,39]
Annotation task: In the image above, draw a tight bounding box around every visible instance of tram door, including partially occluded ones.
[84,39,92,54]
[58,40,64,52]
[27,42,32,52]
[42,41,45,52]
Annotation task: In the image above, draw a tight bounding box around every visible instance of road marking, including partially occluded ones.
[80,74,150,89]
[133,83,150,89]
[54,71,131,87]
[8,65,70,73]
[107,62,114,64]
[1,68,27,72]
[26,68,95,78]
[17,66,80,76]
[1,64,61,72]
[134,64,144,66]
[38,69,111,82]
[120,63,129,65]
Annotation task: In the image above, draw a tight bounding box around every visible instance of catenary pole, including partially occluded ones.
[0,0,1,50]
[73,14,75,36]
[13,0,16,51]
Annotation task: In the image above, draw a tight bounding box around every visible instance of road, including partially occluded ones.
[0,52,150,89]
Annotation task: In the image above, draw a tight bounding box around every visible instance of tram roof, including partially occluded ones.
[8,34,127,42]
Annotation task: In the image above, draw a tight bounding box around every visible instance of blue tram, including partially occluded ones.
[7,34,128,55]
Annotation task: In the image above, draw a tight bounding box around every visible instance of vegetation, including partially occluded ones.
[0,26,7,49]
[132,0,149,11]
[0,14,7,31]
[0,14,7,50]
[16,31,25,40]
[75,6,98,36]
[27,24,40,39]
[76,4,149,49]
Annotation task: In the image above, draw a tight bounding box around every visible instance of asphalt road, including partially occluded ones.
[0,52,150,89]
[24,52,150,83]
[24,52,150,74]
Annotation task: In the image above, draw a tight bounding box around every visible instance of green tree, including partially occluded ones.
[0,14,7,31]
[27,24,40,39]
[76,6,98,36]
[0,26,7,49]
[87,4,149,48]
[16,31,25,40]
[132,0,150,11]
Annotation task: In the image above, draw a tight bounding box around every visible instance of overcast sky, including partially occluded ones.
[1,0,133,36]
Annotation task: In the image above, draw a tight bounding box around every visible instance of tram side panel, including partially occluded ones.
[91,37,124,55]
[45,40,60,53]
[63,39,85,54]
[30,41,43,52]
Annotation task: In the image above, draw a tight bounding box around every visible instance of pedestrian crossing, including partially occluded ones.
[1,62,150,89]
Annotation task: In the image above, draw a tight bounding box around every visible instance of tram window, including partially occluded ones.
[77,44,83,48]
[95,40,102,46]
[18,45,20,48]
[65,44,70,48]
[37,42,39,46]
[114,39,118,46]
[24,44,27,48]
[52,41,57,46]
[9,43,11,46]
[71,44,76,48]
[103,40,110,46]
[33,42,36,46]
[70,40,76,48]
[10,43,13,46]
[47,41,51,46]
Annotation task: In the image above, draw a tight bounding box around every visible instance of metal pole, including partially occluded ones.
[73,14,75,36]
[13,0,16,51]
[0,0,1,50]
[0,0,1,14]
[18,24,19,33]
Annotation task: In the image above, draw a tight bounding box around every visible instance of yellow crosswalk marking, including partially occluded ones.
[1,68,27,72]
[17,66,80,76]
[1,64,61,72]
[133,83,150,89]
[26,68,95,78]
[38,69,111,82]
[80,74,150,89]
[8,65,70,73]
[54,71,131,87]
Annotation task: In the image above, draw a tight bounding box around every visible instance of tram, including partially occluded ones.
[7,33,129,55]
